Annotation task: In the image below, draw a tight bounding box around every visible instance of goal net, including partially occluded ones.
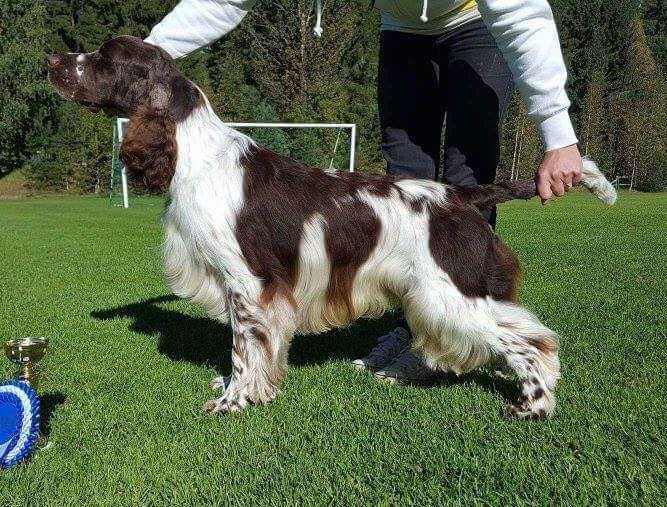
[110,118,357,208]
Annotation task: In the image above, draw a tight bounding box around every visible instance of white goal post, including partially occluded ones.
[110,118,357,209]
[225,122,357,173]
[111,117,130,208]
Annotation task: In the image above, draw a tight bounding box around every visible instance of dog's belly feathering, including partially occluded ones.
[292,207,397,334]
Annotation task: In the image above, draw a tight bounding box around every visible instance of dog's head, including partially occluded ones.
[47,36,201,192]
[47,36,198,118]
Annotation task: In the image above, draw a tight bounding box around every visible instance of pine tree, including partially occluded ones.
[612,17,667,190]
[0,2,56,173]
[499,93,543,181]
[644,0,667,74]
[580,70,608,166]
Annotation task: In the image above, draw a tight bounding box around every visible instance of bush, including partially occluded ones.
[24,104,113,194]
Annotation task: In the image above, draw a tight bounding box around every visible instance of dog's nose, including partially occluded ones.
[46,54,62,68]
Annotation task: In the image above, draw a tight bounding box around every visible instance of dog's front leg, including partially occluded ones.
[203,290,293,414]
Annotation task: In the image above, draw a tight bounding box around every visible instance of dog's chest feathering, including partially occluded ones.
[161,103,258,315]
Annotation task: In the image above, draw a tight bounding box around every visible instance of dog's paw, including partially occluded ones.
[210,376,230,391]
[506,403,547,420]
[506,394,553,420]
[202,392,248,415]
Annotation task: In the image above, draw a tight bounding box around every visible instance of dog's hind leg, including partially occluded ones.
[403,282,560,419]
[488,301,560,419]
[204,291,295,414]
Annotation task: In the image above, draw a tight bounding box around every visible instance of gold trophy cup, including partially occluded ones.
[4,337,49,388]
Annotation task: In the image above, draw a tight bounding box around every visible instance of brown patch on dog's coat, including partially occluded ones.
[453,180,537,210]
[324,200,381,319]
[528,336,558,354]
[428,201,521,301]
[237,146,385,315]
[238,145,527,311]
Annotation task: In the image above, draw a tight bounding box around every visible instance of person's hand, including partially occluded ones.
[535,144,583,204]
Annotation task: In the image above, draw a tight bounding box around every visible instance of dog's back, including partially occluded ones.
[237,146,615,318]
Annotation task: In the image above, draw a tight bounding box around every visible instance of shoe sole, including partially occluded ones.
[352,361,394,373]
[374,373,441,386]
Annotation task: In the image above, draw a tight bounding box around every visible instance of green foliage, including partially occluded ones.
[1,0,665,191]
[0,1,58,173]
[208,0,381,170]
[499,93,543,181]
[609,17,667,190]
[506,0,667,190]
[248,101,290,155]
[644,0,667,74]
[24,103,113,193]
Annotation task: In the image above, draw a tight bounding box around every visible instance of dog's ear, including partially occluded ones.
[120,106,177,193]
[167,75,200,121]
[146,76,199,120]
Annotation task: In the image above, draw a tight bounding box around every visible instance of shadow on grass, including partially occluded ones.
[90,295,392,372]
[90,295,519,404]
[436,370,520,404]
[40,392,67,438]
[91,295,232,372]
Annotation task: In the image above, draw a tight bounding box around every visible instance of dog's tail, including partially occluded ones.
[456,159,617,210]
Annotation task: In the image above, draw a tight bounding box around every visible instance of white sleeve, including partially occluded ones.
[477,0,578,151]
[145,0,257,59]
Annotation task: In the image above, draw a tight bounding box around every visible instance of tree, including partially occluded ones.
[644,0,667,74]
[208,0,382,170]
[579,70,610,168]
[611,17,667,190]
[5,0,665,192]
[0,2,57,174]
[499,93,543,181]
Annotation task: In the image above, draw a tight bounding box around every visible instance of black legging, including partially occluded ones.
[378,18,515,227]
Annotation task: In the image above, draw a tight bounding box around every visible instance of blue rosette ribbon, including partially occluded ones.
[0,380,41,469]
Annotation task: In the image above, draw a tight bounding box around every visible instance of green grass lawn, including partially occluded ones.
[0,192,665,505]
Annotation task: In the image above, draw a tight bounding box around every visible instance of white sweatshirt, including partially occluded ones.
[145,0,577,151]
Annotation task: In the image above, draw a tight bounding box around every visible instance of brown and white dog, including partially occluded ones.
[48,36,617,419]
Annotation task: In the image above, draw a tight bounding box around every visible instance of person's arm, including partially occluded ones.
[145,0,257,59]
[478,0,582,201]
